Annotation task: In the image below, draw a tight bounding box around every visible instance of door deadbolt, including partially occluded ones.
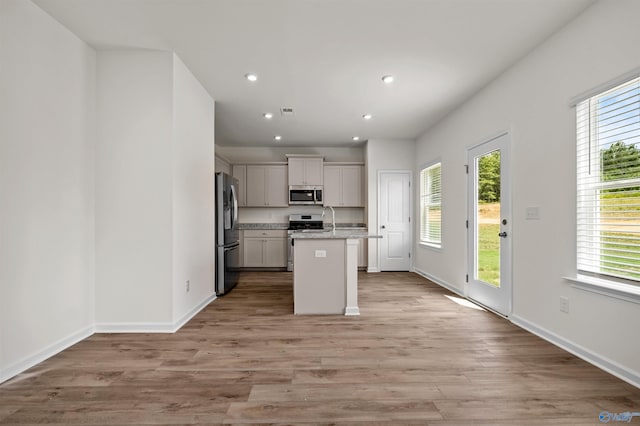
[498,231,508,238]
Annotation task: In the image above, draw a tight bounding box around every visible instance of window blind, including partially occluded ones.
[577,76,640,283]
[420,163,442,246]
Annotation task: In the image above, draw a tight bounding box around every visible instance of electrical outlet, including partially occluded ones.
[315,250,327,258]
[186,280,190,292]
[560,296,569,313]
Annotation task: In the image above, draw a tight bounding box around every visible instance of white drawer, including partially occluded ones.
[243,229,287,238]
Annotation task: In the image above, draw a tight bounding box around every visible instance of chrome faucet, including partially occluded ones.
[322,205,336,234]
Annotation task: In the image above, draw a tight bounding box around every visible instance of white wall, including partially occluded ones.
[0,0,96,381]
[0,2,215,382]
[95,50,174,327]
[95,50,216,329]
[171,54,216,323]
[365,139,416,272]
[414,0,640,383]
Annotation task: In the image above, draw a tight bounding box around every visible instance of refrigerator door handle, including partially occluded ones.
[223,242,240,251]
[230,184,239,229]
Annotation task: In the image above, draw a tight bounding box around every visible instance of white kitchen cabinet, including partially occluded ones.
[243,229,287,267]
[243,238,264,267]
[288,157,323,186]
[323,165,363,207]
[342,166,363,207]
[245,165,288,207]
[323,166,341,206]
[232,165,246,206]
[265,238,287,266]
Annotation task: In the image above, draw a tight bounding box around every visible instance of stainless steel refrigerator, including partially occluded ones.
[215,172,240,296]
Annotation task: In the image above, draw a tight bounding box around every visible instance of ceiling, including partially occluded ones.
[34,0,594,147]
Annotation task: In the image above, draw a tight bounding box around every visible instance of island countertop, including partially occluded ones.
[290,229,382,239]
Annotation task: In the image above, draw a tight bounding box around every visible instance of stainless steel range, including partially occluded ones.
[287,214,324,271]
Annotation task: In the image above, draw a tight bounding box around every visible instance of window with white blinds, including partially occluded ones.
[577,75,640,284]
[420,162,442,247]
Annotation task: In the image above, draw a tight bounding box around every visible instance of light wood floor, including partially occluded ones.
[1,272,638,425]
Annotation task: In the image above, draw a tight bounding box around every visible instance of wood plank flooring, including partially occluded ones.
[1,271,638,424]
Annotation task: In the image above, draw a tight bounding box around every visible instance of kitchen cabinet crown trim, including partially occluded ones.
[232,161,288,166]
[285,154,324,159]
[324,162,365,166]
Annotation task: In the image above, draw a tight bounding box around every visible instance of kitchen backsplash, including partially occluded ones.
[238,206,364,224]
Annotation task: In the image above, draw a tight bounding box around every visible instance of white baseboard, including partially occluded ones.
[94,322,176,333]
[95,293,217,333]
[511,315,640,389]
[413,267,465,297]
[367,267,381,273]
[171,293,217,332]
[1,293,218,384]
[344,306,360,316]
[0,325,94,385]
[412,266,640,389]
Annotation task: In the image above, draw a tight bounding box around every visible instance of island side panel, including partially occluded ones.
[293,239,345,314]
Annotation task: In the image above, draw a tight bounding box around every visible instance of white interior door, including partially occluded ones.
[467,133,511,316]
[379,171,412,271]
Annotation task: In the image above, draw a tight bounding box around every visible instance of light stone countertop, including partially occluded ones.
[290,229,381,239]
[237,223,289,230]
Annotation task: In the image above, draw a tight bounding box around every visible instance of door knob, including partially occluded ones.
[381,225,386,229]
[498,231,507,238]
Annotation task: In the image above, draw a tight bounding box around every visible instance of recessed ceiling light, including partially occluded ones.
[352,136,360,141]
[263,113,273,119]
[382,75,394,84]
[362,114,372,120]
[245,73,258,82]
[274,135,282,141]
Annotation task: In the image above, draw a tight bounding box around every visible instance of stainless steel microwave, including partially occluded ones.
[289,186,323,205]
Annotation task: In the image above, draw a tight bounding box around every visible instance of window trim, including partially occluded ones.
[570,67,640,107]
[563,275,640,305]
[419,160,442,249]
[574,74,640,300]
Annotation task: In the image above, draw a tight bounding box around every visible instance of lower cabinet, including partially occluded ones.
[241,229,363,268]
[243,230,287,267]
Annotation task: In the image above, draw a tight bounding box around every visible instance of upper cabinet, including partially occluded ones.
[232,164,246,207]
[288,157,323,186]
[323,165,364,207]
[245,165,288,207]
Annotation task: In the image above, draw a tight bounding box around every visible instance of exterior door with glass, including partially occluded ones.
[467,133,511,316]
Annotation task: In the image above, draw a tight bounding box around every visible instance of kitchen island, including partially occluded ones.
[290,230,381,315]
